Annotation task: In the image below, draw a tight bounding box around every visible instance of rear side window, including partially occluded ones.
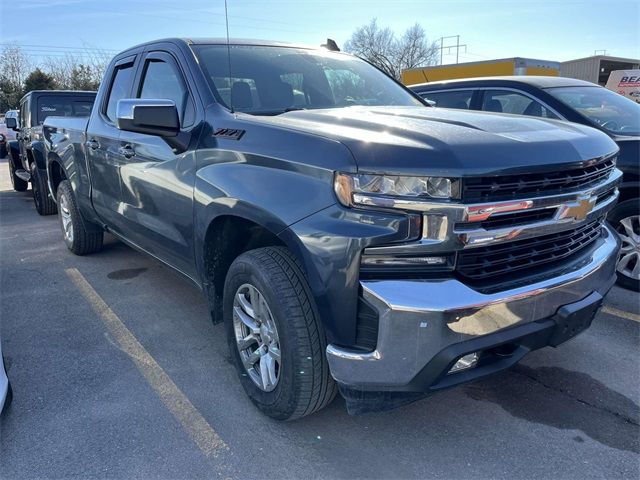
[481,90,559,119]
[138,59,195,127]
[105,63,134,123]
[421,90,472,109]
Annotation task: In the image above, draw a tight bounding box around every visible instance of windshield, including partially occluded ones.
[192,45,422,115]
[545,85,640,136]
[36,96,94,124]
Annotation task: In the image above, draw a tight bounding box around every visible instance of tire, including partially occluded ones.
[32,167,57,216]
[223,246,336,420]
[8,156,27,192]
[56,180,104,255]
[608,198,640,292]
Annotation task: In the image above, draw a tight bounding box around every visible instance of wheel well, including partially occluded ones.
[203,216,285,322]
[48,159,67,197]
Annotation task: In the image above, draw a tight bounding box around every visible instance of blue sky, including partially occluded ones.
[1,0,639,66]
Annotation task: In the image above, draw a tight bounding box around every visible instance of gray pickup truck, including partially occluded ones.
[43,38,621,419]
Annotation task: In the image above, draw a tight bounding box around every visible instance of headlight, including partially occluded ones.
[0,134,5,142]
[334,172,460,208]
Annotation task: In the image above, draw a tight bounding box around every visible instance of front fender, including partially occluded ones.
[30,141,47,171]
[7,141,20,169]
[192,160,337,283]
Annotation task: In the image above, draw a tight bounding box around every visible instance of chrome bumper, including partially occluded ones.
[326,224,620,390]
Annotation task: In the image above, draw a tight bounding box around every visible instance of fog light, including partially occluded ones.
[448,352,479,374]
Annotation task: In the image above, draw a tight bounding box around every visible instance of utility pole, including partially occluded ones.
[438,35,467,65]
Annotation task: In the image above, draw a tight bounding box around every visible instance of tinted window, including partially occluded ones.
[105,63,134,122]
[481,90,559,119]
[138,59,194,126]
[193,45,421,115]
[36,97,94,124]
[21,99,30,127]
[420,90,472,109]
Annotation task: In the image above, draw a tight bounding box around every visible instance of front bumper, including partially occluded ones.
[326,224,620,392]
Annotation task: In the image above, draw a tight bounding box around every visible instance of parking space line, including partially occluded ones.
[65,267,228,457]
[602,305,640,323]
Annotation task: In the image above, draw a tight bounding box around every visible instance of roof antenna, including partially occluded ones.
[224,0,234,113]
[321,39,340,52]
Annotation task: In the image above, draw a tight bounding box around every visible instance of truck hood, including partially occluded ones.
[254,106,619,176]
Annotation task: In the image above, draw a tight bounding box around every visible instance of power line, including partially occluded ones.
[0,43,119,52]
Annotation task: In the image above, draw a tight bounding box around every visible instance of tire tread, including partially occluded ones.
[226,246,336,420]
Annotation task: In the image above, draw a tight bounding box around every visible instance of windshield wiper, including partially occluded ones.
[279,107,307,114]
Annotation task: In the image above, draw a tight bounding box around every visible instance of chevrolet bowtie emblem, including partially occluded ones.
[557,194,597,221]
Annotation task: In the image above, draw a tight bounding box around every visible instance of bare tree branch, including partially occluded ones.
[344,19,439,80]
[0,44,32,109]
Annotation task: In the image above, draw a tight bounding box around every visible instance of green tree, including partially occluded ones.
[23,68,57,93]
[70,64,99,90]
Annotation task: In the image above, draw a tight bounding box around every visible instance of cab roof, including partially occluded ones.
[126,37,324,52]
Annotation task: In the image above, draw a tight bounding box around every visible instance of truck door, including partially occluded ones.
[116,50,200,280]
[87,55,137,232]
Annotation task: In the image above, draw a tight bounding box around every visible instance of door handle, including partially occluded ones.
[87,138,100,150]
[118,145,135,159]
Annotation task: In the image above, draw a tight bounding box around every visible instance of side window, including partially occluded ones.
[105,63,134,123]
[481,90,559,119]
[21,99,31,127]
[420,90,473,109]
[138,59,195,127]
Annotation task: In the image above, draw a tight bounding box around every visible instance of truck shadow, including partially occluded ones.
[463,364,640,453]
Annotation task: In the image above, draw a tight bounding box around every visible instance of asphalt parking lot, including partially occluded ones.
[0,157,638,479]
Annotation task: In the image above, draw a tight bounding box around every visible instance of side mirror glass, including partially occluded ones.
[6,117,18,130]
[116,99,180,137]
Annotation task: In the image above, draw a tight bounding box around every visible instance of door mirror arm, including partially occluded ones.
[165,131,191,154]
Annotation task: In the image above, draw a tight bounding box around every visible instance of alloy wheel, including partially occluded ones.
[59,193,74,243]
[232,283,281,392]
[616,215,640,281]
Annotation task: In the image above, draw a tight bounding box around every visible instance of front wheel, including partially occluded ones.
[609,199,640,292]
[223,246,336,420]
[56,180,104,255]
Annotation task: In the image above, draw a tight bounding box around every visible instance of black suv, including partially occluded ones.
[6,90,96,215]
[410,76,640,291]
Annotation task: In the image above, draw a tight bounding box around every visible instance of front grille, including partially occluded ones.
[463,157,615,202]
[457,220,603,284]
